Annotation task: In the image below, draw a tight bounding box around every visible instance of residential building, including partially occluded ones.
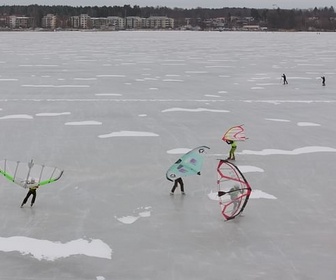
[41,14,57,29]
[126,16,143,29]
[8,15,34,29]
[145,16,174,29]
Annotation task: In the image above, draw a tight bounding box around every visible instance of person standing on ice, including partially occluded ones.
[226,140,237,160]
[282,74,288,85]
[321,76,326,86]
[20,178,39,207]
[170,177,185,195]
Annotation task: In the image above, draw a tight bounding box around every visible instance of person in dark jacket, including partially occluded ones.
[321,76,326,86]
[282,74,288,85]
[170,177,185,195]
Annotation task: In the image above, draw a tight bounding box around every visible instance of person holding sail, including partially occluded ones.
[226,140,237,160]
[282,73,288,85]
[170,177,185,195]
[20,178,39,207]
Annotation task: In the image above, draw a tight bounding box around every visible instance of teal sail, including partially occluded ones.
[0,159,63,188]
[166,146,210,181]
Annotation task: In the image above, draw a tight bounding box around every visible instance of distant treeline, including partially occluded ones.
[1,4,336,30]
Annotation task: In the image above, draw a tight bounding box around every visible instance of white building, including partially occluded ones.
[80,14,91,29]
[8,16,34,29]
[145,16,174,29]
[107,16,125,30]
[126,16,143,29]
[41,14,57,29]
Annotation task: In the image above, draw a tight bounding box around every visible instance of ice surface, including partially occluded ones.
[0,31,335,280]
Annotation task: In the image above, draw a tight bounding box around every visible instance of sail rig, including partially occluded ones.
[166,146,210,181]
[0,159,63,188]
[216,159,251,220]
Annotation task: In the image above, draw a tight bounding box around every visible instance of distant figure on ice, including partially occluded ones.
[170,177,185,195]
[226,140,237,160]
[321,76,326,86]
[21,178,39,207]
[282,74,288,85]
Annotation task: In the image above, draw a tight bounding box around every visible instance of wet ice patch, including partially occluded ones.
[162,108,229,113]
[0,236,112,261]
[241,146,336,155]
[98,131,159,138]
[115,206,152,225]
[0,114,33,120]
[297,122,320,126]
[65,121,102,126]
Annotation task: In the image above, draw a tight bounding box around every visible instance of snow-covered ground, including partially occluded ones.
[0,31,335,280]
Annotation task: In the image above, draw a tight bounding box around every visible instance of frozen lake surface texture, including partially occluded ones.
[0,31,335,280]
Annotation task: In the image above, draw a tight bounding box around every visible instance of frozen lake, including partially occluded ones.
[0,30,336,280]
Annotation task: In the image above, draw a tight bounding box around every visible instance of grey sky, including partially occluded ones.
[0,0,334,9]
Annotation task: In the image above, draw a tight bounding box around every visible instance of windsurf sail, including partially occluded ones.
[222,125,247,142]
[0,159,63,188]
[216,159,251,220]
[166,146,210,181]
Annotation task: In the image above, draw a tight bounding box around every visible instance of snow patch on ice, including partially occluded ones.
[0,236,112,261]
[95,93,122,96]
[0,78,18,81]
[162,79,184,82]
[36,112,71,117]
[0,114,33,120]
[241,146,336,155]
[22,84,89,88]
[297,122,320,126]
[207,190,276,201]
[251,87,265,90]
[98,131,159,138]
[115,206,152,225]
[237,165,264,173]
[162,108,229,113]
[96,74,126,78]
[65,121,102,126]
[265,118,291,122]
[205,94,221,98]
[251,190,277,199]
[167,148,192,154]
